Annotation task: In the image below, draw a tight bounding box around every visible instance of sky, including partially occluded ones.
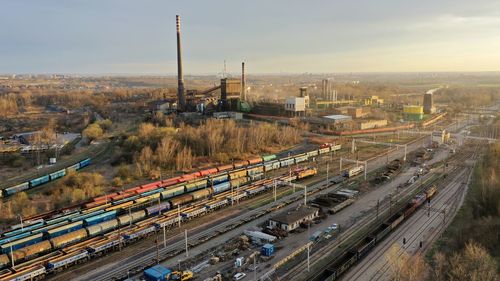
[1,0,500,74]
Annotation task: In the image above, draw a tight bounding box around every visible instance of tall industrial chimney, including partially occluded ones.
[176,15,186,111]
[241,62,246,101]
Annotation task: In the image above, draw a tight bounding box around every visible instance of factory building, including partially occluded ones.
[403,105,424,121]
[284,97,306,116]
[299,87,310,108]
[322,114,353,124]
[423,93,436,114]
[269,205,319,232]
[363,95,384,106]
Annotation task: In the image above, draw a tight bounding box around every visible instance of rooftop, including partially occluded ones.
[270,205,319,225]
[322,114,352,120]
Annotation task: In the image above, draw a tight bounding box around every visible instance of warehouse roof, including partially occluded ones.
[270,205,319,225]
[322,115,352,121]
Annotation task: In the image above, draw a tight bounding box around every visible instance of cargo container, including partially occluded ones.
[191,189,213,200]
[213,182,231,194]
[181,172,201,182]
[69,210,105,223]
[87,220,118,236]
[11,240,52,262]
[4,182,30,196]
[325,250,358,279]
[261,244,274,257]
[47,221,84,238]
[49,169,66,181]
[160,185,185,200]
[0,233,44,254]
[144,265,172,281]
[47,249,89,271]
[83,211,117,226]
[105,201,134,212]
[78,158,91,168]
[145,202,170,216]
[86,238,121,254]
[319,147,330,154]
[30,175,50,187]
[169,194,194,208]
[118,211,147,226]
[45,211,81,225]
[50,229,88,249]
[182,206,207,219]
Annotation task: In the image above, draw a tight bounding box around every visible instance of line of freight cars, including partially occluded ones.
[0,174,302,281]
[0,158,91,198]
[0,166,316,269]
[316,185,437,281]
[0,145,339,278]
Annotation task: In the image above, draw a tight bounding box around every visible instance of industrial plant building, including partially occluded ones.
[269,205,319,232]
[403,105,424,121]
[423,92,436,114]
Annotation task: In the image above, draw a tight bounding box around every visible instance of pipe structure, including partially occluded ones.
[241,62,246,100]
[176,15,186,111]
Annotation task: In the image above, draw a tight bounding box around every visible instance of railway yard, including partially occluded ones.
[0,113,493,281]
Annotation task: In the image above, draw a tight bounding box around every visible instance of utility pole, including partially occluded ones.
[178,205,181,228]
[163,225,167,248]
[10,245,14,268]
[185,229,189,257]
[273,180,277,202]
[326,162,329,186]
[253,255,257,281]
[155,231,160,264]
[307,244,310,272]
[304,185,307,206]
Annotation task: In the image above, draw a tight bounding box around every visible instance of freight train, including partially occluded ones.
[0,144,342,279]
[317,185,437,280]
[1,158,91,198]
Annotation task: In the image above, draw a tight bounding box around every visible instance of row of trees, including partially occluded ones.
[82,119,113,141]
[115,119,302,179]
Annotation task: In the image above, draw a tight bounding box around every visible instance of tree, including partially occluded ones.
[385,243,427,281]
[432,242,499,281]
[83,123,103,141]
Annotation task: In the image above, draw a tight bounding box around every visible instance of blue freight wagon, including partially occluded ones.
[2,221,44,237]
[45,211,81,225]
[4,182,30,196]
[46,221,84,238]
[0,233,44,253]
[30,175,50,187]
[68,210,105,223]
[145,202,170,216]
[83,210,117,226]
[78,158,91,169]
[66,163,80,173]
[209,174,229,185]
[0,232,31,247]
[140,189,163,197]
[31,221,68,235]
[49,169,66,180]
[213,182,231,194]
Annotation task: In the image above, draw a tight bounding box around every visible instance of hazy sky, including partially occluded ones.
[2,0,500,74]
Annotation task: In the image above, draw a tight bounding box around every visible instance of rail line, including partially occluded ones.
[280,144,476,281]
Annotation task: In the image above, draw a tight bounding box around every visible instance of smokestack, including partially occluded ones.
[241,62,246,101]
[176,15,186,111]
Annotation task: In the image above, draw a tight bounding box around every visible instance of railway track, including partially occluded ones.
[279,144,477,281]
[365,146,479,281]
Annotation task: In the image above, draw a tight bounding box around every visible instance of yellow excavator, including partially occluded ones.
[169,270,194,281]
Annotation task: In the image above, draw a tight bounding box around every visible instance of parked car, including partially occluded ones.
[234,272,247,280]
